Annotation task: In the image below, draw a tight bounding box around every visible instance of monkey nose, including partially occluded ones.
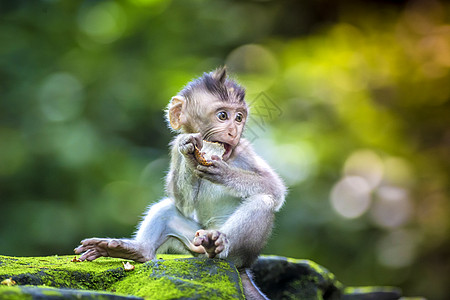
[227,126,237,138]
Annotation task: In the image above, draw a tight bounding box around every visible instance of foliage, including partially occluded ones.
[0,1,449,299]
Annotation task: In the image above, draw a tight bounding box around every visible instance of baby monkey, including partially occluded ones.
[75,67,286,299]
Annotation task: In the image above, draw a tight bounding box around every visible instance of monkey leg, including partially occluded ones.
[135,198,204,255]
[217,194,276,269]
[75,198,202,262]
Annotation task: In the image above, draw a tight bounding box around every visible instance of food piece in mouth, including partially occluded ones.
[194,141,226,166]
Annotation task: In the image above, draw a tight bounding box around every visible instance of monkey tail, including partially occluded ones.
[239,268,269,300]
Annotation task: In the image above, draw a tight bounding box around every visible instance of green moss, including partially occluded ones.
[0,255,243,299]
[0,286,32,300]
[0,285,141,300]
[113,274,185,299]
[284,257,344,291]
[0,255,128,291]
[111,257,243,299]
[0,255,123,275]
[282,279,323,300]
[41,288,63,297]
[344,286,401,294]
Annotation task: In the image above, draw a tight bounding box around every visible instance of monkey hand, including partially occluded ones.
[193,229,228,258]
[178,133,203,166]
[179,133,203,155]
[195,156,231,184]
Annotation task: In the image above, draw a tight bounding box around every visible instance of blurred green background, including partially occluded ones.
[1,0,449,299]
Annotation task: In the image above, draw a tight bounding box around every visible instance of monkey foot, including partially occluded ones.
[74,238,149,262]
[193,230,228,258]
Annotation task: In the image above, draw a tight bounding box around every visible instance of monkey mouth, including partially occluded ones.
[211,141,233,160]
[222,143,233,159]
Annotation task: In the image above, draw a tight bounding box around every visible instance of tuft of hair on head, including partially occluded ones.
[179,66,246,105]
[211,66,227,84]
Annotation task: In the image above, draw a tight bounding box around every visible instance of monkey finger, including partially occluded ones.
[195,229,208,237]
[194,166,208,177]
[74,243,96,254]
[79,238,101,245]
[208,160,227,171]
[215,234,227,246]
[188,242,206,254]
[186,144,195,153]
[195,170,220,183]
[194,169,208,179]
[214,238,223,247]
[179,143,194,155]
[79,249,95,261]
[194,238,208,248]
[215,244,224,254]
[210,155,222,161]
[196,164,212,171]
[197,165,219,174]
[196,166,217,176]
[74,246,85,254]
[192,133,203,149]
[84,252,102,261]
[210,230,220,241]
[193,235,206,247]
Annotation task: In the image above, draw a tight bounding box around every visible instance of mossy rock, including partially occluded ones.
[0,254,243,299]
[0,285,142,300]
[251,256,343,300]
[0,254,412,300]
[251,256,404,300]
[342,287,403,300]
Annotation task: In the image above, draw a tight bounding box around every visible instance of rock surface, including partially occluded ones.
[251,256,404,300]
[0,254,420,299]
[0,254,243,299]
[252,256,342,299]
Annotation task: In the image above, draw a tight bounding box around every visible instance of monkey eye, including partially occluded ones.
[235,113,244,123]
[217,111,228,121]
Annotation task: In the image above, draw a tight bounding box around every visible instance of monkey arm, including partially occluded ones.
[194,138,286,211]
[172,134,286,211]
[194,157,284,269]
[227,166,285,210]
[171,133,286,206]
[195,157,286,212]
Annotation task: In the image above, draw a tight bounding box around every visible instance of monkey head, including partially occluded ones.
[167,67,248,161]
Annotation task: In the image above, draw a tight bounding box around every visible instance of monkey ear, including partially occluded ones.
[168,96,185,130]
[212,66,227,83]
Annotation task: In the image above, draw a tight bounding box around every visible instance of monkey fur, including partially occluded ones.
[75,67,286,299]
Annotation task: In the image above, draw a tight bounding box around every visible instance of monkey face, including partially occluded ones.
[201,102,247,161]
